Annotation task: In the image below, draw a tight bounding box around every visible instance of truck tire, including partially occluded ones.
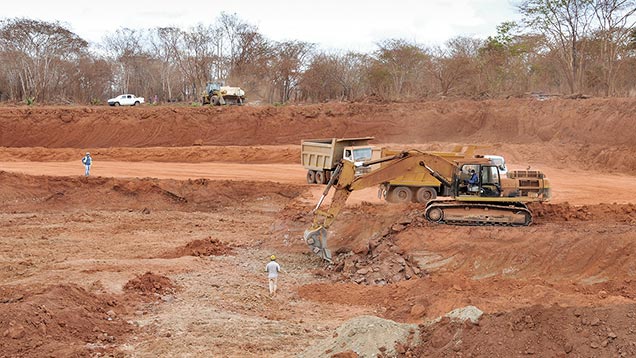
[315,171,326,184]
[306,170,316,184]
[390,186,413,203]
[133,101,139,106]
[415,187,437,203]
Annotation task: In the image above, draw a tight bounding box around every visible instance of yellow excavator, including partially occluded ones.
[303,150,551,261]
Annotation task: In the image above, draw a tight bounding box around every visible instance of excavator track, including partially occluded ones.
[425,201,532,226]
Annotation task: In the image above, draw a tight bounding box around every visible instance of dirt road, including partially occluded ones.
[2,161,635,205]
[0,161,306,183]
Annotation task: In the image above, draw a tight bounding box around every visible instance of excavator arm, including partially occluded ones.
[303,151,457,262]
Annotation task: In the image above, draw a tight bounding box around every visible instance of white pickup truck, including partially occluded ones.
[107,94,145,106]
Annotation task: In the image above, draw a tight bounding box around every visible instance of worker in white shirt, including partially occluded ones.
[265,255,281,297]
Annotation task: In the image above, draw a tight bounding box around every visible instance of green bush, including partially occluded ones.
[25,97,35,106]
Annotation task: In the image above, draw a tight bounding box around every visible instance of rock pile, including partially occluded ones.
[332,215,425,285]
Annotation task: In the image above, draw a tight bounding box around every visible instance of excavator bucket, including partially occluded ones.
[303,226,332,262]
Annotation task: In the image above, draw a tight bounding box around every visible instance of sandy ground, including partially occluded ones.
[2,101,636,357]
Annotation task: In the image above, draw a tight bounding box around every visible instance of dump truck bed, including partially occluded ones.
[301,137,374,171]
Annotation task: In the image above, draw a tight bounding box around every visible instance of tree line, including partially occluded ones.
[0,1,635,105]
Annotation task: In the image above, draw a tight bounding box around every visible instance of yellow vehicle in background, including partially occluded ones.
[201,82,246,105]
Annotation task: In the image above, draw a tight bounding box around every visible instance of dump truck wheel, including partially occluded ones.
[391,186,413,203]
[315,171,326,184]
[306,170,316,184]
[416,187,437,203]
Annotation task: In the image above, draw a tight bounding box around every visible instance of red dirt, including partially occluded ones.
[0,284,133,358]
[162,237,233,258]
[400,304,636,357]
[123,272,176,296]
[2,99,636,357]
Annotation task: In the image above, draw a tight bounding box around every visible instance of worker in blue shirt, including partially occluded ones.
[468,169,478,185]
[82,152,92,176]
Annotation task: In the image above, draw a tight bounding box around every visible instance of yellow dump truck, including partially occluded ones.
[301,137,377,184]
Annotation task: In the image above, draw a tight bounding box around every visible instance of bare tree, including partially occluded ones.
[269,41,315,103]
[150,27,183,101]
[217,14,273,99]
[332,52,371,100]
[519,0,596,94]
[102,28,146,94]
[73,56,113,104]
[372,39,430,99]
[592,0,636,95]
[0,18,88,102]
[427,36,481,96]
[300,51,370,102]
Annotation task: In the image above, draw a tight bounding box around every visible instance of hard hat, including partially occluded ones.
[86,152,90,155]
[270,255,276,261]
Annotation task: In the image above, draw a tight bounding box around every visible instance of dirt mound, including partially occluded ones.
[2,99,636,149]
[399,303,636,357]
[0,171,304,212]
[162,237,233,258]
[123,272,176,296]
[298,315,419,358]
[530,202,636,223]
[0,284,133,357]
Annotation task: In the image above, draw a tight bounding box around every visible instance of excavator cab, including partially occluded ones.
[478,165,502,197]
[457,164,502,197]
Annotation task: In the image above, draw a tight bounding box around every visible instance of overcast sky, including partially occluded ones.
[3,0,520,52]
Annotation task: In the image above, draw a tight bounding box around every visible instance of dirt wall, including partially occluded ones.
[1,99,634,148]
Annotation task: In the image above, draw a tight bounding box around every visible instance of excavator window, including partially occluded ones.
[480,165,502,197]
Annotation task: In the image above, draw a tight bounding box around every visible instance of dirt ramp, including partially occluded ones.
[0,284,132,357]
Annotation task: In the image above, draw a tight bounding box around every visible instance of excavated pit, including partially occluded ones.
[2,100,636,357]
